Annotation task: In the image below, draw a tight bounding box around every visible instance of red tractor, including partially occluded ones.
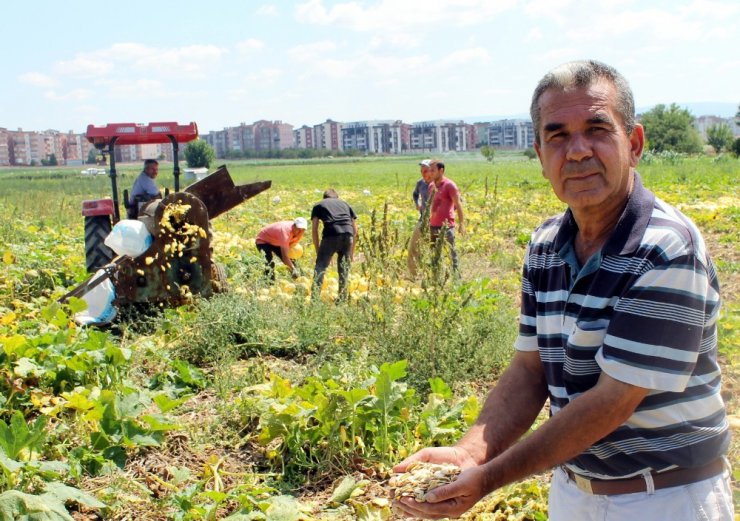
[82,122,199,272]
[74,122,270,309]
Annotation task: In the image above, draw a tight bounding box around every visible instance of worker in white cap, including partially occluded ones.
[408,159,433,277]
[255,217,307,281]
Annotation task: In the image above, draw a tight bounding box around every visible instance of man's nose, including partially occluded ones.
[565,133,593,162]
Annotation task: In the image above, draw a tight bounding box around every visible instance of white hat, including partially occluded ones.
[419,159,431,167]
[294,217,308,229]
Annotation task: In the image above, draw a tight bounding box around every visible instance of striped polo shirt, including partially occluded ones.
[515,172,729,479]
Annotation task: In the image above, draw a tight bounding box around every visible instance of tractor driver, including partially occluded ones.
[128,159,162,218]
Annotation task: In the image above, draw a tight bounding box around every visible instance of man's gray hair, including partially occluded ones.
[530,60,635,143]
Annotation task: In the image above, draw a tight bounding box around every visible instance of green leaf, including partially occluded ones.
[0,447,22,472]
[0,489,74,521]
[167,466,191,485]
[116,391,150,418]
[0,411,47,460]
[90,431,111,451]
[379,360,407,382]
[102,445,127,468]
[66,297,88,314]
[141,414,179,432]
[42,482,106,508]
[461,396,480,425]
[1,334,28,357]
[63,391,97,412]
[40,303,63,324]
[428,377,452,398]
[153,393,191,413]
[329,475,359,506]
[263,495,304,521]
[14,357,42,378]
[200,490,228,503]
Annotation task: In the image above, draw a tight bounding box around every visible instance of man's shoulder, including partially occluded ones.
[644,197,710,263]
[530,213,566,246]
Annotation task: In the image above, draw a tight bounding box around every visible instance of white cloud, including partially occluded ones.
[95,78,169,99]
[438,47,490,68]
[256,4,278,16]
[236,38,265,54]
[51,43,228,82]
[18,72,57,87]
[288,40,338,62]
[245,68,283,84]
[369,33,421,50]
[44,89,93,101]
[313,58,359,79]
[54,56,113,78]
[365,53,430,75]
[128,45,227,79]
[295,0,517,31]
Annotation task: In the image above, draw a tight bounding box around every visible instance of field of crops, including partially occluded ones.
[0,152,738,520]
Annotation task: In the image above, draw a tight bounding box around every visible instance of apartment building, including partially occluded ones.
[0,129,9,166]
[313,119,343,151]
[293,125,314,149]
[408,120,473,153]
[694,115,740,139]
[341,120,408,154]
[487,119,534,149]
[204,120,294,158]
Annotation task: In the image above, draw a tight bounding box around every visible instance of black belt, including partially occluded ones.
[562,458,726,495]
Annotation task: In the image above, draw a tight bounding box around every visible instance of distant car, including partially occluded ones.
[81,168,106,175]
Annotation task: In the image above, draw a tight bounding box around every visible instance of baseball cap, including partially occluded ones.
[294,217,308,229]
[419,159,431,167]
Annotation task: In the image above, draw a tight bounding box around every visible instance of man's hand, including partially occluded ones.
[393,446,477,474]
[392,447,482,518]
[457,221,465,236]
[393,464,489,519]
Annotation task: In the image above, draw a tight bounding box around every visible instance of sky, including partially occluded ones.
[2,0,739,134]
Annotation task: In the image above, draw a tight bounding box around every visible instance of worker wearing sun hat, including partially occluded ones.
[255,217,307,282]
[407,159,434,277]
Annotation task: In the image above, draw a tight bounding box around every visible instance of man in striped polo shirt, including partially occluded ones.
[393,60,731,520]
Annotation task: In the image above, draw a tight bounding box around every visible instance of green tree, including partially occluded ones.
[480,145,495,163]
[732,138,740,158]
[706,123,734,153]
[640,103,703,153]
[184,140,216,168]
[86,149,97,165]
[523,147,537,160]
[48,153,58,166]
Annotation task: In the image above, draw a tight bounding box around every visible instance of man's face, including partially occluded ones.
[533,80,643,214]
[292,226,305,239]
[420,166,432,182]
[145,163,159,179]
[429,163,444,183]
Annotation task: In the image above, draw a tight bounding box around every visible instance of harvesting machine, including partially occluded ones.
[69,122,271,308]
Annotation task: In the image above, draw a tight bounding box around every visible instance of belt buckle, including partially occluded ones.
[573,473,594,494]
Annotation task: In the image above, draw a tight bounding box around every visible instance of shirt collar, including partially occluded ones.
[553,171,655,256]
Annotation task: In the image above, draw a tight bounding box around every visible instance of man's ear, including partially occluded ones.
[629,124,645,167]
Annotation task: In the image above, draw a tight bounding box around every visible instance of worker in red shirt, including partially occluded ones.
[255,217,307,282]
[428,160,464,276]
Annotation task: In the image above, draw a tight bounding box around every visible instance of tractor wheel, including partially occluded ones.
[211,262,229,293]
[84,216,114,272]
